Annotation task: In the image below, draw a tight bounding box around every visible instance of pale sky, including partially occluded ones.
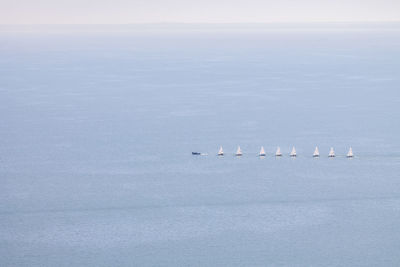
[1,0,399,24]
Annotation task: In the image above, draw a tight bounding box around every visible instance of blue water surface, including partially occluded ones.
[1,24,400,266]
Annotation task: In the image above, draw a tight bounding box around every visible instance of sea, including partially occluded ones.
[1,23,400,266]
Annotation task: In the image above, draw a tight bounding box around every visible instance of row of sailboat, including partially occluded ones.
[215,146,354,157]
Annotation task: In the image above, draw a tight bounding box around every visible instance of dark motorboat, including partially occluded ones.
[192,152,201,155]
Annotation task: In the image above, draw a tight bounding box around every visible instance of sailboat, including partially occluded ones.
[290,146,297,157]
[235,146,242,156]
[259,146,266,156]
[328,147,335,157]
[313,146,320,157]
[275,147,282,157]
[347,147,354,158]
[218,146,224,156]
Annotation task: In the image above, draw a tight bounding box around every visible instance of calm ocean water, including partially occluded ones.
[1,24,400,266]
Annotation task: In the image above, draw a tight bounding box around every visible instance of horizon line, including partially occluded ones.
[1,20,400,26]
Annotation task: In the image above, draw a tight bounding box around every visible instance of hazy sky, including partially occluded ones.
[1,0,399,24]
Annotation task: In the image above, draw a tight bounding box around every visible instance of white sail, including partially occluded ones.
[236,146,242,156]
[347,147,354,158]
[290,146,296,157]
[329,147,335,157]
[313,146,320,157]
[218,146,224,156]
[275,146,282,156]
[259,146,266,156]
